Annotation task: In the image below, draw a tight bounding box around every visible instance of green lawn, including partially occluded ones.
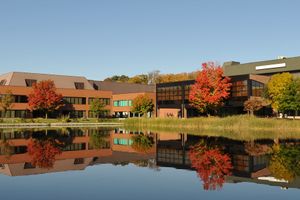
[124,115,300,140]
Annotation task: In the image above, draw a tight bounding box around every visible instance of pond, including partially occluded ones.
[0,127,300,199]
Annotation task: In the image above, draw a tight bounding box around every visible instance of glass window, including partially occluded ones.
[231,80,248,97]
[251,80,264,97]
[74,82,84,90]
[25,79,37,87]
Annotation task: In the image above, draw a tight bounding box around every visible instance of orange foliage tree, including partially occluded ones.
[27,139,62,169]
[189,141,232,190]
[28,80,63,118]
[189,62,231,115]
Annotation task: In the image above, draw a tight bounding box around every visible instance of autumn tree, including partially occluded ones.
[268,144,300,182]
[90,98,105,118]
[27,138,62,169]
[243,97,267,116]
[189,62,231,115]
[189,141,232,190]
[0,90,14,118]
[131,94,154,117]
[266,72,293,113]
[28,80,63,118]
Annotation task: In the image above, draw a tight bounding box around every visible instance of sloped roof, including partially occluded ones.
[89,80,155,94]
[0,72,94,89]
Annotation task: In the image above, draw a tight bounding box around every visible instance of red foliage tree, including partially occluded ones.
[27,139,61,169]
[28,80,63,118]
[189,142,232,190]
[189,62,231,114]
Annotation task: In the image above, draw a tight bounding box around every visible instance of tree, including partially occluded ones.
[28,80,63,118]
[131,94,154,117]
[90,98,105,118]
[189,141,232,190]
[128,74,148,84]
[0,90,14,118]
[131,134,154,153]
[189,62,231,115]
[147,70,160,84]
[89,131,110,149]
[104,75,130,82]
[267,72,293,112]
[278,78,300,116]
[243,97,266,116]
[27,138,61,169]
[268,144,300,182]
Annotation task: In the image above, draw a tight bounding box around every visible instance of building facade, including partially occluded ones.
[0,72,154,118]
[156,56,300,117]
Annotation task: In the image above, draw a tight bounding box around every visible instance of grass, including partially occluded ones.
[124,115,300,140]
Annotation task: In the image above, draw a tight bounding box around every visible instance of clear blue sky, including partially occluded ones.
[0,0,300,80]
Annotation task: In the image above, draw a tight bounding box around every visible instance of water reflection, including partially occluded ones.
[1,128,300,191]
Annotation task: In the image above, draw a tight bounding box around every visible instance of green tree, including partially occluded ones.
[131,134,154,153]
[131,94,154,117]
[128,74,148,84]
[89,131,110,149]
[0,90,14,118]
[278,78,300,116]
[267,73,293,112]
[90,98,105,118]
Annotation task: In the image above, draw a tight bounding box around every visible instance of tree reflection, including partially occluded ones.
[268,144,300,182]
[131,134,154,153]
[27,139,61,169]
[189,141,232,190]
[27,130,74,169]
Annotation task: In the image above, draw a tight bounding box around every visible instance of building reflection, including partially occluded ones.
[1,128,300,190]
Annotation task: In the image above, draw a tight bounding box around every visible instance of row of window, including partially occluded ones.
[231,80,264,97]
[0,95,28,103]
[113,100,133,107]
[157,85,191,102]
[63,97,110,105]
[88,98,110,105]
[113,138,133,146]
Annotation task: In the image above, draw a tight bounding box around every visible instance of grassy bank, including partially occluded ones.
[124,116,300,140]
[0,117,120,124]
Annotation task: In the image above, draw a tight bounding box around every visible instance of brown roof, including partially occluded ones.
[89,80,155,94]
[0,72,94,90]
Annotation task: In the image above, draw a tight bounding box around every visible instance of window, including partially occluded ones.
[74,158,84,165]
[63,97,86,105]
[251,80,264,97]
[25,79,37,87]
[88,98,110,105]
[113,100,132,107]
[231,80,248,97]
[74,82,84,89]
[88,110,110,118]
[14,95,28,103]
[0,79,6,85]
[24,162,36,169]
[93,83,99,90]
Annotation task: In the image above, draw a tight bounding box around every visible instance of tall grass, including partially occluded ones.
[124,115,300,140]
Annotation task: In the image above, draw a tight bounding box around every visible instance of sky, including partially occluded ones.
[0,0,300,80]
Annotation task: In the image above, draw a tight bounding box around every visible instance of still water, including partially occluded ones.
[0,127,300,199]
